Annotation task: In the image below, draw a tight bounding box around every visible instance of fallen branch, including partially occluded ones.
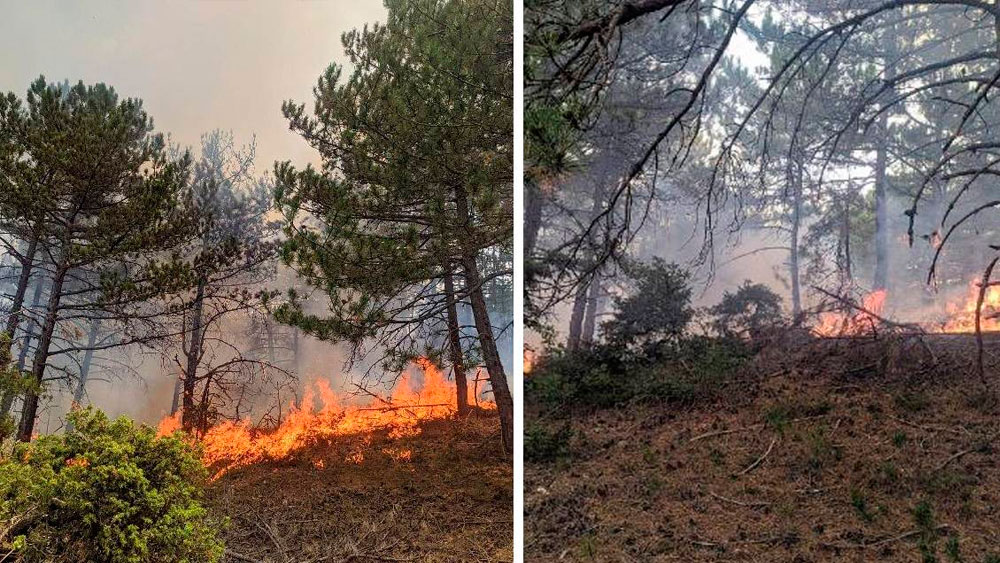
[821,524,953,549]
[936,448,976,471]
[886,414,967,437]
[690,535,783,548]
[689,415,829,443]
[351,383,419,418]
[812,286,922,333]
[689,424,763,442]
[356,403,450,412]
[738,438,777,476]
[707,491,771,507]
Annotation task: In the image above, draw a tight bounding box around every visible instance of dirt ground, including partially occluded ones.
[526,333,1000,562]
[207,411,512,563]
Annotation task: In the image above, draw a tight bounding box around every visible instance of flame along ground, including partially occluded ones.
[812,278,1000,336]
[157,357,495,477]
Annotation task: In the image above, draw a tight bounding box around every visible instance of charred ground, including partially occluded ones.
[526,331,1000,562]
[209,411,512,563]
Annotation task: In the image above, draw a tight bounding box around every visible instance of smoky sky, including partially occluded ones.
[0,0,387,171]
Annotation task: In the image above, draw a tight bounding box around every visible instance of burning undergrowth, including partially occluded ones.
[158,358,495,478]
[156,358,512,562]
[810,277,1000,338]
[209,410,512,562]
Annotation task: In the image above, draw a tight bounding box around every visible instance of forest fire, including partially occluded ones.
[812,289,887,337]
[938,278,1000,333]
[158,358,493,477]
[810,279,1000,337]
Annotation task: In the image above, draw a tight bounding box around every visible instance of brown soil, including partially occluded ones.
[526,333,1000,562]
[208,411,512,562]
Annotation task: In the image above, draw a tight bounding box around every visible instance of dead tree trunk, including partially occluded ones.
[170,377,182,415]
[443,259,470,415]
[182,277,207,431]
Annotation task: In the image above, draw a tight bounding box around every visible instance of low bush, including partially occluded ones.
[526,337,751,410]
[0,407,224,562]
[708,280,785,339]
[602,258,693,347]
[525,422,573,462]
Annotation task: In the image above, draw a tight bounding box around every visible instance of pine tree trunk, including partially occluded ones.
[16,277,45,373]
[842,199,853,281]
[443,260,469,415]
[873,127,889,291]
[4,235,37,339]
[182,277,207,431]
[455,187,513,455]
[72,319,100,405]
[17,262,69,442]
[566,283,587,350]
[789,162,803,318]
[874,35,895,292]
[170,377,182,415]
[1,276,46,419]
[292,327,300,374]
[581,279,601,346]
[525,179,543,258]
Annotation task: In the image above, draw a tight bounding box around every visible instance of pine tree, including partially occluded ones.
[271,0,514,453]
[1,78,197,441]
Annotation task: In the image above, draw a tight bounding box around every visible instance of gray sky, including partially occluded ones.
[0,0,386,171]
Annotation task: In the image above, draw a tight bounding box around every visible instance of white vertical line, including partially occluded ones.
[512,0,524,559]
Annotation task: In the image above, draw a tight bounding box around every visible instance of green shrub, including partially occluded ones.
[525,337,750,409]
[0,407,224,562]
[708,280,784,339]
[525,422,573,462]
[602,258,693,347]
[0,333,38,443]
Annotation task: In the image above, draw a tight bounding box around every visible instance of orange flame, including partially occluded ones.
[156,411,181,436]
[523,349,535,375]
[156,358,492,477]
[812,289,887,337]
[938,278,1000,333]
[810,278,1000,337]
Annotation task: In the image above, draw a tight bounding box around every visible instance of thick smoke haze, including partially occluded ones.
[0,0,387,170]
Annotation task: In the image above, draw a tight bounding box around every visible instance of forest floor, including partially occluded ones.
[207,410,512,563]
[526,332,1000,562]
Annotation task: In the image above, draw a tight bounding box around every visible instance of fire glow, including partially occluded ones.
[157,357,494,477]
[811,279,1000,336]
[940,278,1000,333]
[813,289,888,337]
